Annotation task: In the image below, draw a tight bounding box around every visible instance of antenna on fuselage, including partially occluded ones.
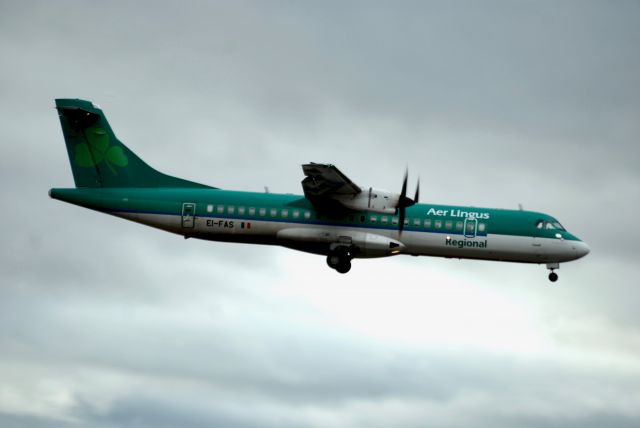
[518,203,523,211]
[264,186,270,194]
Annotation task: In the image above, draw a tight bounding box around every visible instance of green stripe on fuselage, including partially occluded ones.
[49,188,580,241]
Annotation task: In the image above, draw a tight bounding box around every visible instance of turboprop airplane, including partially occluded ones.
[50,99,590,282]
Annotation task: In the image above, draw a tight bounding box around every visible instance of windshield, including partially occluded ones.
[535,220,566,231]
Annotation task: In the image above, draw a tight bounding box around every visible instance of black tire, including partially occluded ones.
[327,254,341,268]
[327,246,350,268]
[548,272,558,282]
[335,261,351,274]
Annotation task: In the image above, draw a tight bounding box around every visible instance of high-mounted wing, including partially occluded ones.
[301,163,413,218]
[301,163,361,199]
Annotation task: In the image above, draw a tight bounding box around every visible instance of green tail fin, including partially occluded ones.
[55,99,213,188]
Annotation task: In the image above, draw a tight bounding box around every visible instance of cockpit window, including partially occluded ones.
[535,220,565,231]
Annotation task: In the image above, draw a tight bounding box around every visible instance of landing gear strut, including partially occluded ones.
[546,262,559,283]
[327,246,354,274]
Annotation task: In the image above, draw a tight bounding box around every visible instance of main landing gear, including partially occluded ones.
[327,246,354,274]
[546,262,559,283]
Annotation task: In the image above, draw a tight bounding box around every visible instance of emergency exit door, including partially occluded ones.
[463,217,477,238]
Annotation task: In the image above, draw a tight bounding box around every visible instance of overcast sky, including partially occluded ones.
[1,1,640,427]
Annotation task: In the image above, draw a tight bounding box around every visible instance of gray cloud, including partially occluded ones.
[1,1,639,427]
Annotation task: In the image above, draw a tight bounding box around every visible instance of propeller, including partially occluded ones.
[398,169,419,234]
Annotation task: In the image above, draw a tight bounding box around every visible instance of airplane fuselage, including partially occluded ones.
[50,187,590,267]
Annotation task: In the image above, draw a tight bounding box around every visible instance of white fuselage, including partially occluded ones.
[115,211,589,265]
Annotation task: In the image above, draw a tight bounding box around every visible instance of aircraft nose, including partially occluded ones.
[573,241,590,259]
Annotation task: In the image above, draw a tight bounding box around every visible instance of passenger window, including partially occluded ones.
[456,221,463,231]
[270,208,277,217]
[413,218,420,226]
[360,215,366,223]
[293,210,299,218]
[238,206,245,215]
[435,220,442,229]
[207,204,213,213]
[228,206,235,214]
[424,219,431,228]
[249,207,256,215]
[281,209,288,217]
[445,220,452,230]
[392,217,398,225]
[259,208,266,216]
[466,222,475,231]
[217,205,225,214]
[304,211,311,219]
[478,223,486,232]
[404,218,409,226]
[370,215,377,223]
[381,216,388,224]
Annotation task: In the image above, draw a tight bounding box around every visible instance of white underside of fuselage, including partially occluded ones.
[112,211,583,264]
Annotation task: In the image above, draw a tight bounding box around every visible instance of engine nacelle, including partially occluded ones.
[355,231,405,257]
[277,228,405,258]
[332,188,400,214]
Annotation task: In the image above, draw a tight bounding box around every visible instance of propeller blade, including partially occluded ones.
[399,205,406,234]
[398,168,416,209]
[398,168,409,234]
[399,175,420,234]
[400,168,408,202]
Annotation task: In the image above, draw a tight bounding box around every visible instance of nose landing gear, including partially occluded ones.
[546,262,559,283]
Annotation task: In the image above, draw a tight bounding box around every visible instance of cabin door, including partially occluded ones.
[181,202,196,228]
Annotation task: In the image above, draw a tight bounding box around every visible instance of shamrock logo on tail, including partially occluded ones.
[74,127,128,174]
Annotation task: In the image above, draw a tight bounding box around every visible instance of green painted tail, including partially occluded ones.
[55,99,212,188]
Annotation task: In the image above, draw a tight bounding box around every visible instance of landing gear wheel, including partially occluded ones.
[326,254,341,268]
[327,246,353,273]
[548,272,558,282]
[335,260,351,274]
